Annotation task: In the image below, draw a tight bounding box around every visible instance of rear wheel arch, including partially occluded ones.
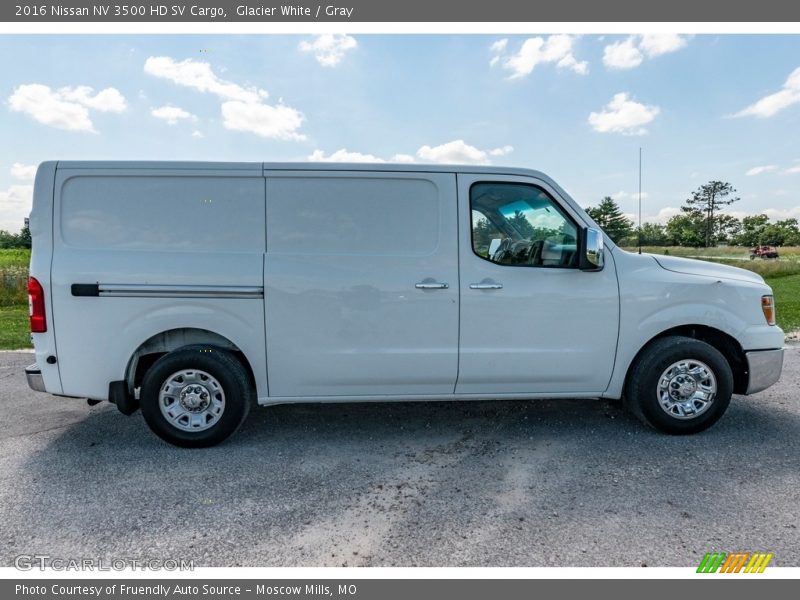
[125,328,256,395]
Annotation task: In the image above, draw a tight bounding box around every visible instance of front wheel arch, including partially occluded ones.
[622,324,747,397]
[624,335,734,434]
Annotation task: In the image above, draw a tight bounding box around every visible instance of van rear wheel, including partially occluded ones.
[140,346,252,447]
[625,336,733,434]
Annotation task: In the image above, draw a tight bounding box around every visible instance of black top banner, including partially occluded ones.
[4,0,800,22]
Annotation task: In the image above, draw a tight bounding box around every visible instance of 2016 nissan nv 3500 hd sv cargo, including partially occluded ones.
[24,162,784,446]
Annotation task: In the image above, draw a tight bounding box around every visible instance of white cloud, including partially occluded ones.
[145,56,305,141]
[10,163,37,181]
[732,66,800,118]
[588,93,660,135]
[488,145,514,157]
[745,165,778,176]
[151,105,197,125]
[622,206,680,225]
[298,34,357,67]
[652,207,682,223]
[417,140,512,164]
[490,39,508,54]
[8,84,126,132]
[603,38,642,70]
[307,141,514,166]
[59,86,127,112]
[491,34,588,78]
[611,190,650,201]
[308,149,386,163]
[784,165,800,174]
[221,101,305,141]
[144,56,266,102]
[762,206,800,220]
[603,35,690,70]
[0,184,33,232]
[638,34,689,58]
[191,130,204,139]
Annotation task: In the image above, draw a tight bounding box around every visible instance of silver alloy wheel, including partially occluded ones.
[657,359,717,420]
[158,369,225,432]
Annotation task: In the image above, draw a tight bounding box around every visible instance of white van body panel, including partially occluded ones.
[604,249,785,398]
[49,165,269,401]
[455,173,620,395]
[26,161,784,412]
[264,170,459,397]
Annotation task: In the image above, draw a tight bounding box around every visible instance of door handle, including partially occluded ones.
[415,281,449,290]
[469,282,503,290]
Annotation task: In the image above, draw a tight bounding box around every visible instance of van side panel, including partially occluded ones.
[50,167,268,401]
[264,171,460,397]
[28,161,62,394]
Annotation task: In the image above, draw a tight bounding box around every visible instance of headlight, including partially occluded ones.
[761,295,776,326]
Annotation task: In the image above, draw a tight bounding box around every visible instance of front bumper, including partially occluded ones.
[25,363,47,393]
[745,348,784,394]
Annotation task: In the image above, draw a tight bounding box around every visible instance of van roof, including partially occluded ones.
[53,160,554,182]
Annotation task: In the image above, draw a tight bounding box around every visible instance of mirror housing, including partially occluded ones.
[579,227,604,271]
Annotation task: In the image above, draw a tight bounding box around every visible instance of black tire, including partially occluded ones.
[625,336,733,435]
[140,345,253,447]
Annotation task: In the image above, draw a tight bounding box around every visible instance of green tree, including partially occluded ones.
[682,181,740,247]
[732,214,769,246]
[666,212,707,247]
[0,219,32,249]
[18,223,32,249]
[760,218,800,246]
[586,196,634,243]
[637,222,668,246]
[714,214,741,245]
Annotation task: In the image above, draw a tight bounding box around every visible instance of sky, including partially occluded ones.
[1,33,800,232]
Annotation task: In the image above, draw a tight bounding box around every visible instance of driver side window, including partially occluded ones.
[470,182,578,268]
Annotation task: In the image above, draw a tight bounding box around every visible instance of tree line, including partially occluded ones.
[0,225,31,249]
[586,180,800,247]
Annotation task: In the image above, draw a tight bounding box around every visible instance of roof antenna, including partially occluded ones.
[638,146,643,255]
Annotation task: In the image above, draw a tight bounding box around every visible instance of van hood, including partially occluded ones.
[653,254,765,285]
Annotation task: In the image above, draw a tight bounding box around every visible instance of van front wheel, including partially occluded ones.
[626,336,733,434]
[140,346,252,447]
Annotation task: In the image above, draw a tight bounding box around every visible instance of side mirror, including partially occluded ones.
[579,227,604,271]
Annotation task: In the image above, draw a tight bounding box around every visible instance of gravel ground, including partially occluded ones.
[0,348,798,567]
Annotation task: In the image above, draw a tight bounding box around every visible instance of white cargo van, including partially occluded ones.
[25,162,784,446]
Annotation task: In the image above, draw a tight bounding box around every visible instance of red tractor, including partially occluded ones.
[750,245,779,260]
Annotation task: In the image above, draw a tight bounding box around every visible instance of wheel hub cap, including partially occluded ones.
[179,384,210,411]
[657,359,717,420]
[159,369,225,432]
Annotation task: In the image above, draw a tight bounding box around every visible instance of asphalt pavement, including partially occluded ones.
[0,348,797,567]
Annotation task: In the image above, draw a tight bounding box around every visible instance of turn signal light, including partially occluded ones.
[761,295,776,326]
[28,276,47,333]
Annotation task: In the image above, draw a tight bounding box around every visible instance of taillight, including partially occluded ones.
[28,276,47,333]
[761,295,776,326]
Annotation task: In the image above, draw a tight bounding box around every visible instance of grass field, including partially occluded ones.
[0,247,798,350]
[0,248,31,269]
[0,307,30,350]
[766,275,800,332]
[0,249,30,349]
